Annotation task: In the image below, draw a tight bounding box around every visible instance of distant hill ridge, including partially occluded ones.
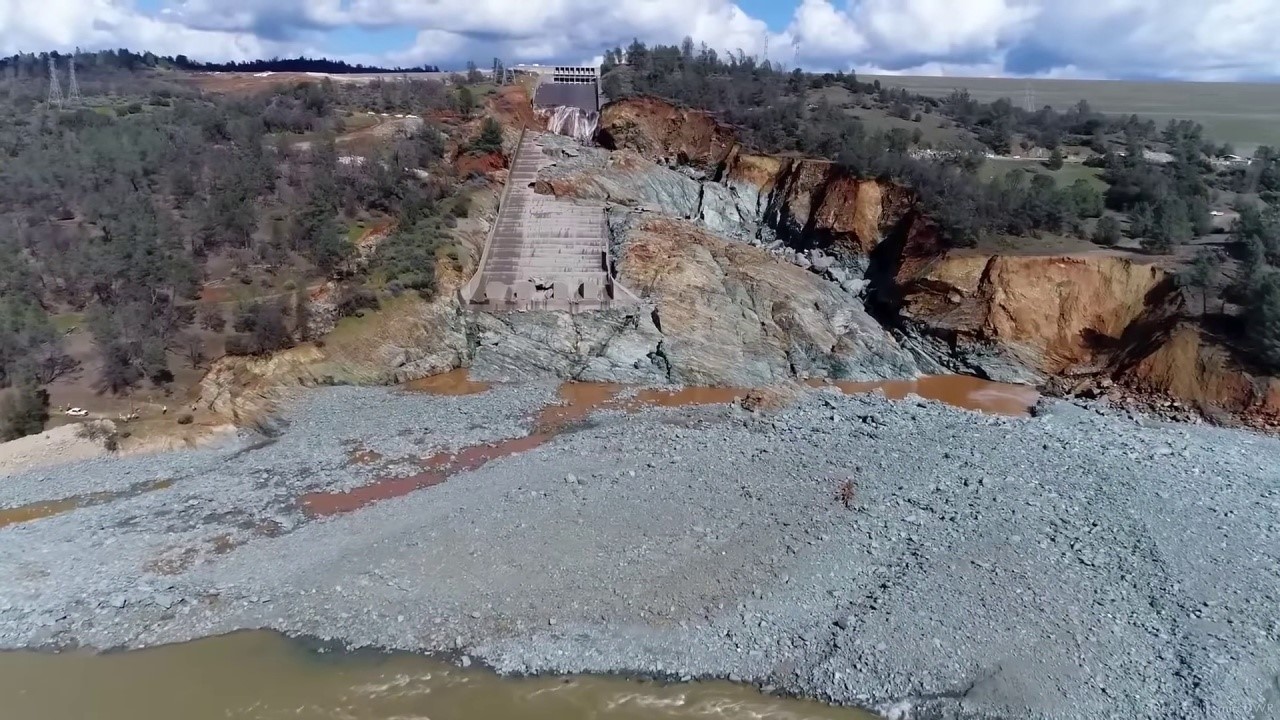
[0,49,439,75]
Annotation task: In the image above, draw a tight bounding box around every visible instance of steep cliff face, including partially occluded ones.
[597,99,916,258]
[194,94,1273,427]
[887,239,1176,381]
[597,97,738,170]
[1120,322,1280,424]
[734,150,917,257]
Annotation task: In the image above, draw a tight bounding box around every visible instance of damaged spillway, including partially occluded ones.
[459,128,639,312]
[542,105,600,144]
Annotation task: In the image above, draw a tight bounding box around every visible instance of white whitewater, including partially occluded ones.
[543,105,600,144]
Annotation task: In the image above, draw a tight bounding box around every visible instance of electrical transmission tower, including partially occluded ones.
[791,39,801,70]
[1022,81,1036,112]
[47,56,63,108]
[67,57,81,105]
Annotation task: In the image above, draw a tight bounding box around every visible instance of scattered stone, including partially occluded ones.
[0,381,1272,720]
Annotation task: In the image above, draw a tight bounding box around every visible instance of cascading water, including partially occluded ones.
[543,105,600,144]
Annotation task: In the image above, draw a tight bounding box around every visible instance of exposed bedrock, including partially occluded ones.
[470,207,919,385]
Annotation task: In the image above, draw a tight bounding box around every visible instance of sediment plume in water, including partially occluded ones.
[0,631,879,720]
[543,105,600,143]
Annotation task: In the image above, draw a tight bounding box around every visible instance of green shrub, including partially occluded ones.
[468,117,504,155]
[0,384,49,442]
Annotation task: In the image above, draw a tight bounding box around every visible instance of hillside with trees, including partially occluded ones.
[0,51,481,441]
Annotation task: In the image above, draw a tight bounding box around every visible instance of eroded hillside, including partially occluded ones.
[569,96,1280,427]
[93,89,1280,436]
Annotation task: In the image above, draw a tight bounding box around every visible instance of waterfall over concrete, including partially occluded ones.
[543,105,599,144]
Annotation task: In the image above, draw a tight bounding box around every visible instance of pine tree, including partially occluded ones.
[1247,272,1280,371]
[0,382,49,441]
[1181,248,1222,315]
[294,289,312,342]
[1129,202,1154,240]
[456,86,474,118]
[1045,147,1065,171]
[470,117,504,155]
[1093,215,1121,246]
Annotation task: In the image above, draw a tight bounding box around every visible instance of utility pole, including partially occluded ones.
[47,56,63,108]
[67,56,81,105]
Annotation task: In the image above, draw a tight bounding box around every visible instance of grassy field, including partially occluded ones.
[868,75,1280,155]
[979,157,1108,190]
[51,312,84,333]
[808,86,968,147]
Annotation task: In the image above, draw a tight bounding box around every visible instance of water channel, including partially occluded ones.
[0,631,878,720]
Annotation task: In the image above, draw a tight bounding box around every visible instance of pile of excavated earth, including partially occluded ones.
[1,384,1277,720]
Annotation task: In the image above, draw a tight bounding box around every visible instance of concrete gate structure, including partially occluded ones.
[511,64,601,114]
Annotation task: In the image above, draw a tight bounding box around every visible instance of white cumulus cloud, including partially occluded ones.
[0,0,1277,81]
[0,0,275,59]
[788,0,1280,80]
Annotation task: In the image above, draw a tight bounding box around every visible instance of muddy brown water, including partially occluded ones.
[302,374,1038,517]
[812,376,1040,418]
[0,631,878,720]
[0,477,173,531]
[402,369,493,396]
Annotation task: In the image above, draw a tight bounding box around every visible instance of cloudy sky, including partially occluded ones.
[2,0,1278,81]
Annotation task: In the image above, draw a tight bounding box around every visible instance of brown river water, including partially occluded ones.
[0,631,878,720]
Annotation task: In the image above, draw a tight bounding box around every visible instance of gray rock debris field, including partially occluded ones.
[0,383,1278,720]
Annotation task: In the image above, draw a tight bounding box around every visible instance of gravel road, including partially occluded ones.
[1,383,1277,720]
